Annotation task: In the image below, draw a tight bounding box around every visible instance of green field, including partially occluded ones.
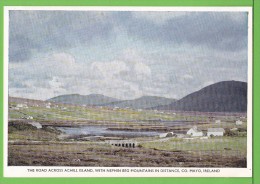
[9,101,245,124]
[141,137,247,156]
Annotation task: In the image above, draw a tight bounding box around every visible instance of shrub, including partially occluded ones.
[8,122,37,133]
[225,129,238,137]
[237,128,247,132]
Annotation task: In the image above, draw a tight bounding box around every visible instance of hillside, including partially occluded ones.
[153,81,247,112]
[47,94,120,106]
[103,96,176,109]
[9,96,45,105]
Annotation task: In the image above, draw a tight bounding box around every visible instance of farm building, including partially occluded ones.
[236,120,243,125]
[215,120,221,124]
[28,122,42,129]
[230,127,238,131]
[16,104,28,108]
[187,126,203,137]
[207,128,225,137]
[26,116,34,120]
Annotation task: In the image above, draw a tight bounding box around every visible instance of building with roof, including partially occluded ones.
[236,120,243,125]
[187,126,203,137]
[215,120,221,124]
[28,122,42,129]
[207,128,225,137]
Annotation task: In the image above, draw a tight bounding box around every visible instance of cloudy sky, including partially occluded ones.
[8,10,248,100]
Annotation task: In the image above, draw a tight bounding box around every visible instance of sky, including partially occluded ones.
[8,10,249,100]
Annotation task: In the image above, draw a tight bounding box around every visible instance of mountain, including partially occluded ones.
[152,81,247,112]
[102,96,176,109]
[47,94,176,109]
[47,94,120,106]
[9,96,45,105]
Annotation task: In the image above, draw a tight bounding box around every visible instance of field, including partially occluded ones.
[8,98,247,167]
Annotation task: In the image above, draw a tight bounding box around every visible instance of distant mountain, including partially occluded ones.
[152,81,247,112]
[47,94,176,109]
[102,96,176,109]
[47,94,120,106]
[9,96,45,105]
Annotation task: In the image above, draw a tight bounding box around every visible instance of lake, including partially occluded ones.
[57,125,160,138]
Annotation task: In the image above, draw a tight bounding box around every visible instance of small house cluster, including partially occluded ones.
[187,126,225,137]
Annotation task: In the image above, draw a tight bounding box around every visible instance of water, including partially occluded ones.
[57,126,160,138]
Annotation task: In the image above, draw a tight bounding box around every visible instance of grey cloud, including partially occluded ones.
[126,12,248,51]
[8,10,249,100]
[9,11,248,63]
[9,11,114,62]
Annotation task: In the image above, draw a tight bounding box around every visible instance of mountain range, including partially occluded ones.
[102,96,176,109]
[46,80,247,112]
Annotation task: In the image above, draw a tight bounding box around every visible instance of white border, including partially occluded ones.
[3,6,253,178]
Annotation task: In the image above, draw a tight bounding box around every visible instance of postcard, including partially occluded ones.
[3,6,253,178]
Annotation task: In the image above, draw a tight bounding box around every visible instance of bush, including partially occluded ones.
[237,128,247,132]
[225,129,238,137]
[8,122,37,133]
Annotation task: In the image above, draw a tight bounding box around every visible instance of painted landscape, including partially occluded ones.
[8,10,249,167]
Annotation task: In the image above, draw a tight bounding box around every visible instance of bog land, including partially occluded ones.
[8,97,247,167]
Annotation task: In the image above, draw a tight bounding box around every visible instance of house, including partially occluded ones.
[26,116,33,120]
[16,104,28,108]
[187,126,203,137]
[113,106,119,110]
[28,122,42,129]
[207,128,225,137]
[230,127,238,131]
[236,120,243,125]
[215,120,221,124]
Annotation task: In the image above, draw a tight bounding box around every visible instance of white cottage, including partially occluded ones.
[215,120,221,124]
[26,116,33,120]
[207,128,225,137]
[187,126,203,137]
[236,120,243,125]
[17,104,28,108]
[28,122,42,129]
